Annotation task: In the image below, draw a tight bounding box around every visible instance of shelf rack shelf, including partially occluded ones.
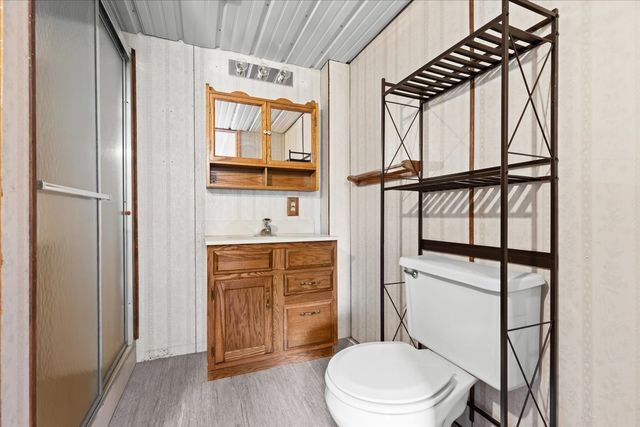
[385,15,554,103]
[377,1,558,426]
[348,160,421,187]
[385,158,550,193]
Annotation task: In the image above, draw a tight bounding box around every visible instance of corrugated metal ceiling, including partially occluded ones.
[105,0,410,69]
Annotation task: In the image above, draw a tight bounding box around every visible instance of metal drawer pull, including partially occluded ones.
[38,180,111,200]
[403,268,418,279]
[300,280,319,287]
[299,310,321,317]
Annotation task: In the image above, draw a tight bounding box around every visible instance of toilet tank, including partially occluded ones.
[399,254,546,391]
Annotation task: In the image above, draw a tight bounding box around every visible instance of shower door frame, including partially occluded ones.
[96,1,131,395]
[28,0,134,425]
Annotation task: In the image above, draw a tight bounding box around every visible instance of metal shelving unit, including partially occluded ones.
[379,1,558,425]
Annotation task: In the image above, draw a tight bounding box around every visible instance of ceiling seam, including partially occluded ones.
[276,2,311,62]
[248,1,270,56]
[132,0,145,34]
[174,1,185,41]
[331,1,384,61]
[346,0,414,65]
[295,2,335,67]
[159,3,169,39]
[253,1,277,58]
[311,0,367,69]
[340,3,395,61]
[215,2,226,49]
[104,0,124,33]
[283,1,320,64]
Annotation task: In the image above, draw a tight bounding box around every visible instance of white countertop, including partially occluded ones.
[205,234,337,246]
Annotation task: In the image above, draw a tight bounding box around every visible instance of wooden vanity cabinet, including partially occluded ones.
[207,240,337,380]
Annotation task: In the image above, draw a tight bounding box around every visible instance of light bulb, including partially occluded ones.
[275,68,291,84]
[235,59,248,76]
[257,64,270,81]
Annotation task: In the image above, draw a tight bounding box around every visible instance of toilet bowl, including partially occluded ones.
[324,341,476,427]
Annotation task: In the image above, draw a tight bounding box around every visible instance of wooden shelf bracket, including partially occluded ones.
[347,160,420,186]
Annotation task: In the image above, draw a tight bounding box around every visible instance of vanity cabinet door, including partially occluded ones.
[213,276,273,364]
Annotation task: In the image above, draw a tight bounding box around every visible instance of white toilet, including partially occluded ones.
[325,254,546,427]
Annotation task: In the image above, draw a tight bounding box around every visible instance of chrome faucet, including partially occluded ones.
[259,218,273,236]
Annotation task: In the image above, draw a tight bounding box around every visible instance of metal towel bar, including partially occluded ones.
[38,180,111,201]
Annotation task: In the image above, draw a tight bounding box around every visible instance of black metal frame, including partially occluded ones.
[379,1,558,425]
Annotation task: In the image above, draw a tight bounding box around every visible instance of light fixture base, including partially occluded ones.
[228,59,294,86]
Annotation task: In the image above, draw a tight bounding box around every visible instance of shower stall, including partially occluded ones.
[34,1,132,425]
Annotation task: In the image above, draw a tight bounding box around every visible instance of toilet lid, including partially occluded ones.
[326,342,454,405]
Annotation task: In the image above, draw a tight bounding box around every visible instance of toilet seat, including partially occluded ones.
[325,342,457,414]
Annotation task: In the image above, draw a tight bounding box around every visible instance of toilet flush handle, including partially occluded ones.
[403,268,418,279]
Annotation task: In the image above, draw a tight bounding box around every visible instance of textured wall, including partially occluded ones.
[349,0,640,425]
[350,0,469,345]
[193,46,324,351]
[1,1,31,424]
[321,61,352,338]
[194,47,323,238]
[124,33,340,358]
[124,33,197,361]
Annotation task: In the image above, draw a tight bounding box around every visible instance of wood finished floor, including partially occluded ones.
[110,339,352,427]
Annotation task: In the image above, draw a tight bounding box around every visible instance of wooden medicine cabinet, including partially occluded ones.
[206,85,319,191]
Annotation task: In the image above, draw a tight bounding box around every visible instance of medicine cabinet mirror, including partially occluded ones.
[213,99,263,160]
[207,85,318,192]
[269,107,313,164]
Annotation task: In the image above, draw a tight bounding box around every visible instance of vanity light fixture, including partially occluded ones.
[228,59,294,87]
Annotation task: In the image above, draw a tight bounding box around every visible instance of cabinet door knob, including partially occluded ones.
[124,210,132,216]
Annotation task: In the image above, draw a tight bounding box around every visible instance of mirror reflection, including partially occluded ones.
[214,100,262,159]
[270,108,312,162]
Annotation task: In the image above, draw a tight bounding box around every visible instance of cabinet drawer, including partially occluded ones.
[213,248,273,273]
[285,301,334,350]
[284,269,333,296]
[285,244,334,270]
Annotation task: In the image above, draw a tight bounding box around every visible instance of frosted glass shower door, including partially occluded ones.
[98,16,127,382]
[35,1,100,425]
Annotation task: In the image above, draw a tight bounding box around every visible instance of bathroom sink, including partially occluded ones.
[205,234,336,246]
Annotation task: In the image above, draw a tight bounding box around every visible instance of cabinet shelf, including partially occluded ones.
[209,159,266,169]
[210,159,316,171]
[266,161,317,171]
[208,162,317,192]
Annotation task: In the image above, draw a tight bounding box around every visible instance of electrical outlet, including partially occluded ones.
[287,197,299,216]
